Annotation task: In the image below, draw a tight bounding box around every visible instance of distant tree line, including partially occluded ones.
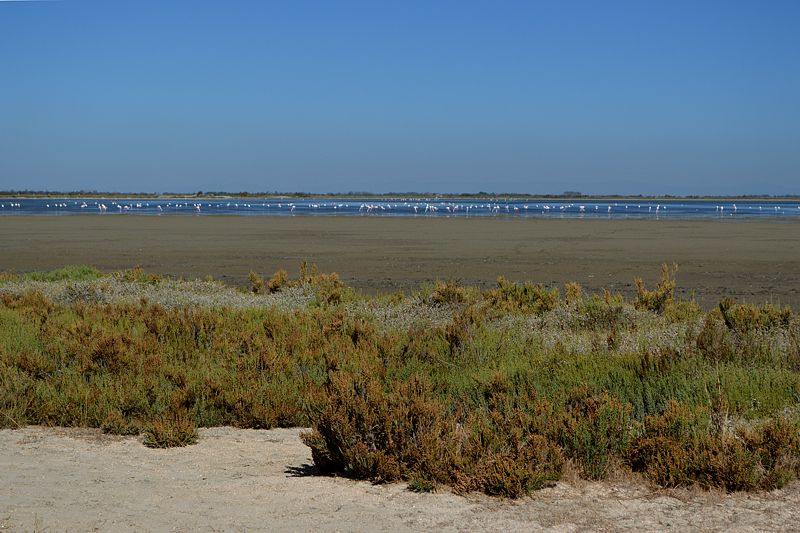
[1,189,798,200]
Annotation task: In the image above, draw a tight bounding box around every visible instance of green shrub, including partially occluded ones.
[443,306,484,355]
[143,412,198,448]
[718,298,793,333]
[302,370,563,497]
[627,401,711,487]
[267,269,289,293]
[0,272,21,283]
[429,279,467,306]
[696,316,736,362]
[26,265,103,282]
[485,277,559,314]
[663,299,702,323]
[102,410,142,436]
[739,418,800,489]
[628,401,800,490]
[408,474,436,493]
[302,372,440,482]
[564,281,583,305]
[248,271,264,294]
[634,263,678,313]
[578,292,627,330]
[308,272,347,306]
[468,433,562,497]
[114,266,162,284]
[556,387,634,480]
[251,263,348,304]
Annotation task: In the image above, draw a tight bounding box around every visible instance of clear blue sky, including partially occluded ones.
[1,0,798,195]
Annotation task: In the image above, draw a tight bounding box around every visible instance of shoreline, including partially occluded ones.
[2,193,800,200]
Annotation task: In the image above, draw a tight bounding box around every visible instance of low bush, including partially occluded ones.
[267,269,289,293]
[696,316,736,362]
[113,266,162,284]
[718,298,793,333]
[428,279,468,306]
[25,265,104,282]
[564,281,583,305]
[627,401,800,491]
[577,293,628,331]
[248,271,264,294]
[302,370,563,497]
[556,387,634,480]
[485,277,559,314]
[247,263,349,304]
[143,411,199,448]
[634,263,678,313]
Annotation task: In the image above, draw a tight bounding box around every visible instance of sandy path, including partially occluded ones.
[2,427,798,532]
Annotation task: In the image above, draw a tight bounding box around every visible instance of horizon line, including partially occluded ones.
[1,190,799,200]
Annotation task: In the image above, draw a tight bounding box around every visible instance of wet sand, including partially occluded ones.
[1,215,799,308]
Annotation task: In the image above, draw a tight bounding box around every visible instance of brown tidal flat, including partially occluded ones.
[1,215,799,308]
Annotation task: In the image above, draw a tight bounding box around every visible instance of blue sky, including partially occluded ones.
[1,0,798,195]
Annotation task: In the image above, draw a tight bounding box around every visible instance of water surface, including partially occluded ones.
[2,197,799,220]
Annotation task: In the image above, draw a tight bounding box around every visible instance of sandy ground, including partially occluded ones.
[1,427,798,532]
[1,216,799,308]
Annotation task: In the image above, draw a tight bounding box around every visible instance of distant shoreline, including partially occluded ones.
[1,192,799,202]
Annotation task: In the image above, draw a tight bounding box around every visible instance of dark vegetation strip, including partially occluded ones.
[0,265,799,497]
[3,190,800,200]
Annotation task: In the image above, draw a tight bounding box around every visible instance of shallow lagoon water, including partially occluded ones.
[2,197,800,219]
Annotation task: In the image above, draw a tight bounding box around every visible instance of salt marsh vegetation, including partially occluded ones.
[1,265,798,496]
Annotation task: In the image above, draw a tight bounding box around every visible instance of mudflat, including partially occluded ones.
[1,215,799,308]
